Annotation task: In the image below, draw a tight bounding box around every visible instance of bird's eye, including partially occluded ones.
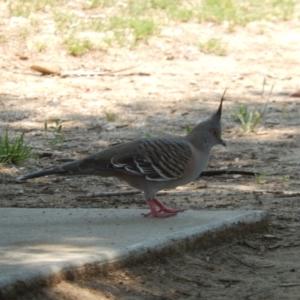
[211,129,217,136]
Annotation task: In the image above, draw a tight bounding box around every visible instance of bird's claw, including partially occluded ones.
[143,198,184,218]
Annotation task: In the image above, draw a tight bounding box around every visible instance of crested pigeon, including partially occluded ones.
[17,97,226,218]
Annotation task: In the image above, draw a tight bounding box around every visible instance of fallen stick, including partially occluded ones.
[199,170,258,177]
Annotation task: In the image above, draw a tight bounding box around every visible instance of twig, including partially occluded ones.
[199,170,258,177]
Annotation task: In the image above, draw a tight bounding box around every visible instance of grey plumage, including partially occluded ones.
[17,96,226,217]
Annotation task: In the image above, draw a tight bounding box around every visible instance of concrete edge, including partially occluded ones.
[0,210,268,300]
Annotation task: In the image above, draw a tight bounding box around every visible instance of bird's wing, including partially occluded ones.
[16,138,193,181]
[110,137,193,181]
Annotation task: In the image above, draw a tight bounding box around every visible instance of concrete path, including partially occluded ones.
[0,208,267,297]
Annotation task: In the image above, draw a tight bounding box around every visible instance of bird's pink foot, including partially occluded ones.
[142,198,184,218]
[152,198,184,213]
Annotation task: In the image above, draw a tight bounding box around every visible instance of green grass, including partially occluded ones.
[150,0,179,10]
[231,104,262,132]
[107,17,157,46]
[44,119,65,146]
[3,0,298,54]
[197,0,296,25]
[185,125,192,134]
[83,0,115,10]
[35,41,48,52]
[169,8,194,22]
[53,12,82,33]
[198,38,227,56]
[105,112,117,122]
[255,171,268,184]
[64,36,94,56]
[282,175,290,182]
[231,79,273,133]
[0,132,31,165]
[8,0,61,17]
[129,18,157,44]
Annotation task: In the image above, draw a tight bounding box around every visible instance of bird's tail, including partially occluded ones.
[16,167,66,181]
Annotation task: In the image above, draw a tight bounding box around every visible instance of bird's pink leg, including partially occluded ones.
[142,199,177,218]
[142,198,184,218]
[152,198,184,213]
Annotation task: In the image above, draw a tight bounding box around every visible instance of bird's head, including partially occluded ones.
[186,91,226,149]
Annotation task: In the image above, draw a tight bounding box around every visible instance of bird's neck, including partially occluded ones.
[185,130,212,153]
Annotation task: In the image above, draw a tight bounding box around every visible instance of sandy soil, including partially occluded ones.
[1,13,300,300]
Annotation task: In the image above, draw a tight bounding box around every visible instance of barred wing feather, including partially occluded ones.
[111,138,193,181]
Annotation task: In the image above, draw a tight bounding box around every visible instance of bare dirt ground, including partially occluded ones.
[1,14,300,300]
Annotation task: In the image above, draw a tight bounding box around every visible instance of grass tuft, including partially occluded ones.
[231,105,262,132]
[44,119,65,146]
[105,112,117,122]
[129,18,156,43]
[3,0,297,53]
[231,79,273,133]
[64,36,94,56]
[198,38,227,56]
[0,132,31,165]
[185,125,191,134]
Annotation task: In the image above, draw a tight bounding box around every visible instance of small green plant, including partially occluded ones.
[197,0,295,25]
[232,80,273,132]
[282,175,290,182]
[185,125,191,134]
[8,2,31,17]
[35,41,47,52]
[231,105,262,132]
[255,171,268,184]
[198,38,227,56]
[105,111,117,122]
[0,131,31,165]
[30,18,40,27]
[170,8,193,22]
[107,16,157,47]
[64,36,94,56]
[54,12,76,33]
[83,0,114,10]
[88,19,104,32]
[8,0,61,17]
[83,0,102,9]
[129,18,156,44]
[225,22,236,33]
[44,119,65,146]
